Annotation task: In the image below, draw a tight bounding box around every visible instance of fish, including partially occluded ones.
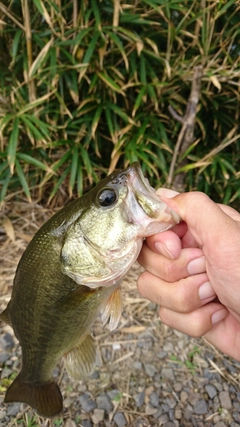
[0,162,180,418]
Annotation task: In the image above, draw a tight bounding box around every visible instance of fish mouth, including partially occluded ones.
[123,163,180,233]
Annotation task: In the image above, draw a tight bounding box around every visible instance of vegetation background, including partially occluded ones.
[0,0,239,207]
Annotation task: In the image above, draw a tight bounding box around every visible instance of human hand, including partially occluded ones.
[137,190,240,360]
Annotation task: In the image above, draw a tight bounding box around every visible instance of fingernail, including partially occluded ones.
[198,281,216,300]
[212,308,228,324]
[187,256,206,275]
[155,242,174,260]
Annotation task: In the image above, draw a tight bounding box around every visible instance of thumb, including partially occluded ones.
[161,192,237,249]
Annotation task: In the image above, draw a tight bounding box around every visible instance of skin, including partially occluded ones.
[137,190,240,361]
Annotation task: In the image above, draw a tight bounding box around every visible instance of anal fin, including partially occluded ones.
[4,373,63,418]
[64,333,96,380]
[101,286,122,331]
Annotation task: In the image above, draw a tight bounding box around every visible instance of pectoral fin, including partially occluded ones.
[64,333,96,380]
[101,286,122,331]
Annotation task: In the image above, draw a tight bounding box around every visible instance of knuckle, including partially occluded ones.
[175,281,196,313]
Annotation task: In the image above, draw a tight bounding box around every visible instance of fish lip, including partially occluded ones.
[123,162,181,227]
[125,163,158,200]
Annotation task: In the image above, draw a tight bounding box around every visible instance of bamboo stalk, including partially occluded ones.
[113,0,120,28]
[21,0,36,102]
[167,66,203,191]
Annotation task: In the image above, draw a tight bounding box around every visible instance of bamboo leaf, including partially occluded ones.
[132,86,147,117]
[97,72,125,95]
[0,168,11,204]
[108,102,135,125]
[17,153,54,174]
[11,29,22,63]
[7,118,19,175]
[47,166,71,204]
[108,32,129,71]
[82,31,100,64]
[15,158,31,202]
[77,165,83,196]
[69,146,79,197]
[29,39,53,77]
[91,105,103,139]
[91,0,101,29]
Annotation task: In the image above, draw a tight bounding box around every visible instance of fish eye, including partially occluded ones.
[97,188,117,207]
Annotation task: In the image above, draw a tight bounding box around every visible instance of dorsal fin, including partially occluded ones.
[101,286,122,331]
[64,333,96,380]
[4,373,63,418]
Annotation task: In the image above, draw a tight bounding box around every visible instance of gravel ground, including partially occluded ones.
[0,201,240,427]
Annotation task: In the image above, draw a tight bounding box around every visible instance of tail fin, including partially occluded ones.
[4,374,63,418]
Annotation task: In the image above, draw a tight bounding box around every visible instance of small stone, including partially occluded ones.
[158,413,169,424]
[233,412,240,422]
[166,397,176,409]
[64,421,77,427]
[80,420,92,427]
[180,390,189,403]
[133,361,142,370]
[91,408,104,424]
[6,402,21,417]
[148,302,157,311]
[0,411,6,420]
[184,405,193,421]
[1,366,13,379]
[0,353,9,363]
[0,333,15,350]
[137,332,153,349]
[113,412,127,427]
[215,382,223,392]
[107,389,121,401]
[188,392,201,406]
[194,399,208,415]
[135,418,148,427]
[173,382,182,392]
[144,363,157,377]
[233,402,240,411]
[149,391,159,407]
[161,368,174,380]
[96,393,113,412]
[205,384,217,399]
[134,391,145,408]
[157,351,168,359]
[219,391,232,410]
[214,423,227,427]
[63,396,74,408]
[79,393,96,413]
[90,370,100,379]
[163,342,174,352]
[175,406,182,419]
[145,403,158,415]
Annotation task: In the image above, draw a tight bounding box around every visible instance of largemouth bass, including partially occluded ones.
[0,163,180,418]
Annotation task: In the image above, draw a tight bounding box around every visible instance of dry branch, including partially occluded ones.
[167,66,203,191]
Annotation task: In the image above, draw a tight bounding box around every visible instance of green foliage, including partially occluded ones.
[0,0,239,205]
